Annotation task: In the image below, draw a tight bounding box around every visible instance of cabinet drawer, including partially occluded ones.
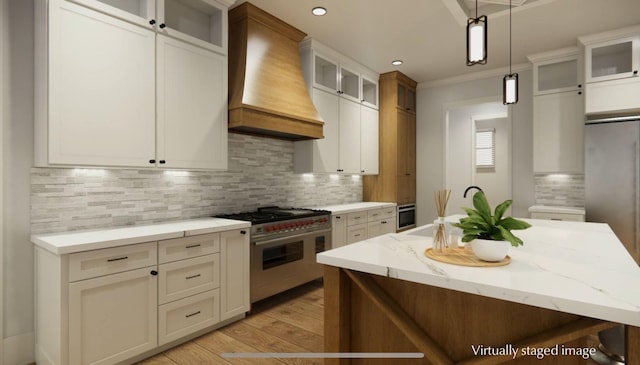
[158,289,220,346]
[159,254,220,305]
[347,223,367,244]
[68,241,157,282]
[347,211,367,226]
[159,233,220,264]
[367,207,396,222]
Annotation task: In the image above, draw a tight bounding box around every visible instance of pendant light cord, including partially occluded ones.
[475,0,478,19]
[509,0,512,74]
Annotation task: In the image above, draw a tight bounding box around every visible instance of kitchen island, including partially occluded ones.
[317,217,640,364]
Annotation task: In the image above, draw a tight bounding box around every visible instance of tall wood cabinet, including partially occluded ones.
[363,71,417,205]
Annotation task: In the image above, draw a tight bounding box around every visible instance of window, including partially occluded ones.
[475,129,495,168]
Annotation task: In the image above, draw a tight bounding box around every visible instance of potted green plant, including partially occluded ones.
[452,191,531,261]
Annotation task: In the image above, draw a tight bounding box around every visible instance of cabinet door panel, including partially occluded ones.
[331,215,347,249]
[533,91,584,173]
[156,35,227,170]
[360,106,379,175]
[338,98,361,173]
[158,254,220,305]
[311,88,339,172]
[69,267,157,365]
[220,229,250,320]
[49,0,156,167]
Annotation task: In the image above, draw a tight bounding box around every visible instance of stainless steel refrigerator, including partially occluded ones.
[585,117,640,364]
[585,117,640,265]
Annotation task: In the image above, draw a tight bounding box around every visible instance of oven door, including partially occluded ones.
[250,229,331,303]
[397,204,416,231]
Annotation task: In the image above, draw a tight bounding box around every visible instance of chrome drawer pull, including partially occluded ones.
[107,256,128,262]
[185,274,201,280]
[185,311,201,318]
[185,244,201,249]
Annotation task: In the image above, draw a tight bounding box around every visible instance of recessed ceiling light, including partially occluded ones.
[391,60,403,66]
[311,7,327,16]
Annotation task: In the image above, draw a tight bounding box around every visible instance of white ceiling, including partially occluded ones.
[233,0,640,84]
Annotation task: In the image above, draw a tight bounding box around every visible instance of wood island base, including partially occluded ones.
[324,266,640,365]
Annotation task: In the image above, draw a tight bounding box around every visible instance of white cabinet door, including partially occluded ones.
[220,229,250,321]
[338,98,362,174]
[533,91,584,173]
[156,35,227,170]
[360,106,379,175]
[48,0,156,167]
[331,214,347,248]
[311,88,340,172]
[69,267,157,365]
[585,36,639,83]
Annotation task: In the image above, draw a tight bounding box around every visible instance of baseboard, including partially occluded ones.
[4,332,35,365]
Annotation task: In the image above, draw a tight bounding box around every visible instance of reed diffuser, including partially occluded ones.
[432,189,451,253]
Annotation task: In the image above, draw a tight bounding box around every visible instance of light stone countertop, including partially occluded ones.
[317,215,640,327]
[31,218,251,255]
[528,205,586,215]
[312,202,397,215]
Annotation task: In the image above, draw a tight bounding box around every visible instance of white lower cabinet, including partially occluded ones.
[220,229,250,321]
[35,227,249,365]
[69,267,158,365]
[331,205,397,247]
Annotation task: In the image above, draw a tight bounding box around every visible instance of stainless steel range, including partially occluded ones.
[216,207,331,303]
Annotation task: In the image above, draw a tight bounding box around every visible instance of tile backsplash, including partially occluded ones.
[31,133,362,234]
[534,174,584,207]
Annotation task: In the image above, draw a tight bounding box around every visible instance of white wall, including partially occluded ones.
[3,0,35,364]
[416,70,535,226]
[445,101,508,216]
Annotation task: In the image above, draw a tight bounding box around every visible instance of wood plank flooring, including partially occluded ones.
[137,280,324,365]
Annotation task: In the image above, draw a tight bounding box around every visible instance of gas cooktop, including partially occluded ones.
[215,206,331,225]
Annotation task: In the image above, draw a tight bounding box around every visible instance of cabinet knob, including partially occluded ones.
[149,19,156,25]
[150,270,158,276]
[578,91,582,95]
[634,70,638,76]
[159,23,166,29]
[336,216,341,219]
[159,160,166,164]
[578,84,582,88]
[361,170,365,173]
[240,230,247,235]
[149,159,156,164]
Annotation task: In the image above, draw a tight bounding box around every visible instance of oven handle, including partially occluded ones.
[252,229,332,246]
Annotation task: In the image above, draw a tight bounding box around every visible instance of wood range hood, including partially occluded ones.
[228,2,324,140]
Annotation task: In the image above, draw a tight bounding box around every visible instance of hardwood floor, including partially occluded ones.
[137,280,325,365]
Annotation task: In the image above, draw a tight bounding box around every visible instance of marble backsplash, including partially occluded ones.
[31,133,362,235]
[534,174,584,207]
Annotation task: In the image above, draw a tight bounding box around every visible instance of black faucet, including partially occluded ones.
[463,186,483,198]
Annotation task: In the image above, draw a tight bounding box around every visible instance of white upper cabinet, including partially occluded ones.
[585,36,639,83]
[579,25,640,115]
[69,0,227,52]
[156,35,228,170]
[295,38,380,175]
[528,47,585,174]
[530,47,583,95]
[36,0,232,170]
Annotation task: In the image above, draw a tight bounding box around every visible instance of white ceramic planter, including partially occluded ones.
[471,239,510,262]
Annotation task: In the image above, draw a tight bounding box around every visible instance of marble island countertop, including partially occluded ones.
[317,215,640,327]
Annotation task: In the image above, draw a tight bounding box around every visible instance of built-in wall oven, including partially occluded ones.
[217,207,331,303]
[397,203,416,231]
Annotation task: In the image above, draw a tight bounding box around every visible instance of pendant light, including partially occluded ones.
[467,0,487,66]
[503,0,518,104]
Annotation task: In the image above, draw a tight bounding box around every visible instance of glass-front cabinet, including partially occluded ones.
[312,52,364,105]
[529,47,583,95]
[70,0,228,53]
[585,36,639,83]
[361,76,378,109]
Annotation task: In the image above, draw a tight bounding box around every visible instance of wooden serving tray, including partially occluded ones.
[424,247,510,267]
